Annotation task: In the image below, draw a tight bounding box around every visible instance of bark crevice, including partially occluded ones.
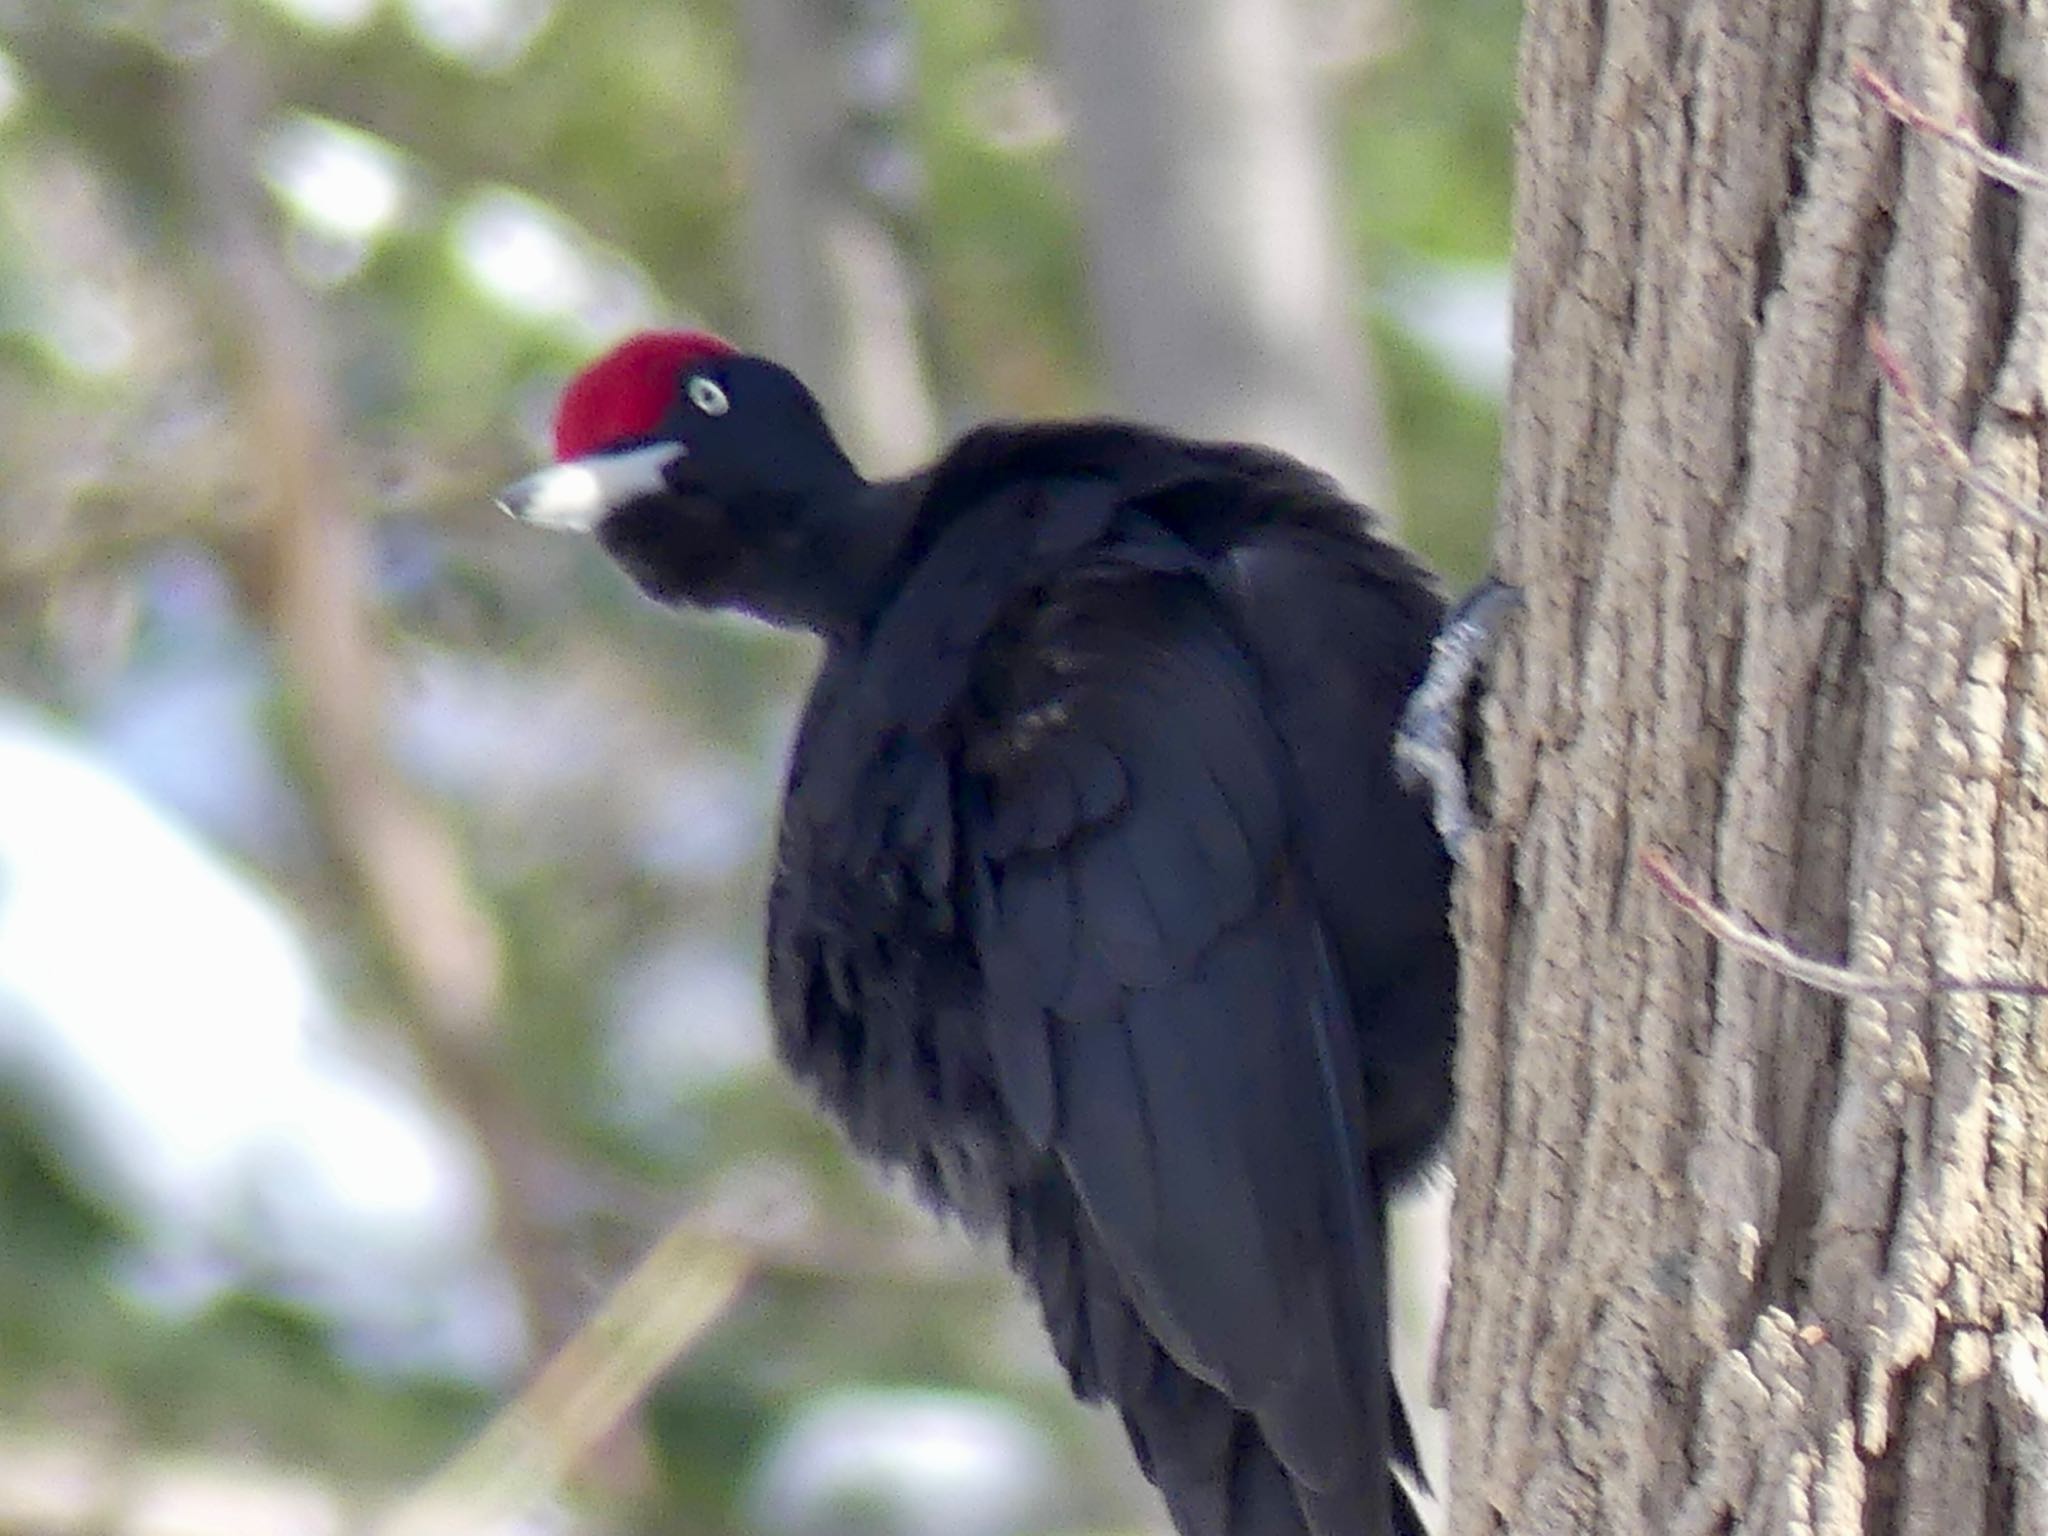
[1443,4,2048,1532]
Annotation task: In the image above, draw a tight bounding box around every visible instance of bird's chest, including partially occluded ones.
[765,698,1018,1220]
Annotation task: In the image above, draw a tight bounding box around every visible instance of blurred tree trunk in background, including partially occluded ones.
[1041,0,1395,508]
[738,0,941,476]
[171,41,621,1377]
[1447,2,2048,1532]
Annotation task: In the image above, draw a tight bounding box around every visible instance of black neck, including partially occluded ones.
[747,475,918,642]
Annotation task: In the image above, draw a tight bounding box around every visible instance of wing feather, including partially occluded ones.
[966,568,1401,1533]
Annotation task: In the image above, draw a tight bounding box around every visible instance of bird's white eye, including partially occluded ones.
[686,375,730,416]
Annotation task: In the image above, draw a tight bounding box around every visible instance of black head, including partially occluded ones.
[498,331,895,634]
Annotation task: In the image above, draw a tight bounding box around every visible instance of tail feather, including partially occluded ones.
[1013,1171,1426,1536]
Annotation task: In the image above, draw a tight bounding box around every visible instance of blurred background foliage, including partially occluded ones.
[0,0,1512,1531]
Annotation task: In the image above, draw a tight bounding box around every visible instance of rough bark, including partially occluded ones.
[1445,2,2048,1533]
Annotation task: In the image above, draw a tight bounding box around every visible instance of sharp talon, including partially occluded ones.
[1394,576,1519,861]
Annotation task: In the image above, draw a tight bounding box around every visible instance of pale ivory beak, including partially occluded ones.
[495,443,687,532]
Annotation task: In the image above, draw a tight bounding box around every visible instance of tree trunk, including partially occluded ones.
[737,0,940,477]
[1041,0,1397,508]
[1446,2,2048,1532]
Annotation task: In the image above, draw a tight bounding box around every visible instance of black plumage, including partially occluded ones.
[501,335,1456,1536]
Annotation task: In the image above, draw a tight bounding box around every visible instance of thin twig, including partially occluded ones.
[1641,848,2048,1002]
[375,1221,754,1536]
[1866,320,2048,533]
[1854,60,2048,195]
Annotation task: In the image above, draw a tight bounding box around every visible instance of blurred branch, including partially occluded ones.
[166,34,605,1354]
[378,1164,1014,1536]
[0,1207,999,1536]
[377,1221,752,1536]
[0,17,516,1051]
[180,47,502,1042]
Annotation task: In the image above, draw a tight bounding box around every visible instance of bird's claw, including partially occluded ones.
[1394,576,1519,862]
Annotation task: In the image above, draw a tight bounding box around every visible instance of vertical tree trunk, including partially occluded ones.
[1041,0,1396,508]
[1446,2,2048,1532]
[737,0,940,476]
